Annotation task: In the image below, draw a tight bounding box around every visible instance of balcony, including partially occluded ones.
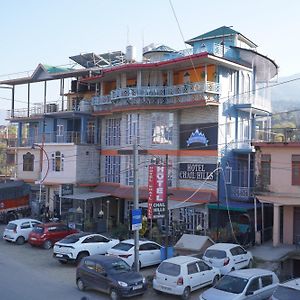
[230,186,254,200]
[223,94,271,115]
[93,81,220,112]
[6,99,93,120]
[14,131,87,147]
[254,128,300,143]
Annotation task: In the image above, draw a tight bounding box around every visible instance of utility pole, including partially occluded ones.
[216,162,220,242]
[165,154,169,259]
[133,139,139,272]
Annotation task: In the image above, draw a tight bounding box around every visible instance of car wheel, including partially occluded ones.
[16,236,25,245]
[76,252,88,265]
[247,259,253,268]
[110,288,120,300]
[154,289,163,295]
[212,275,219,286]
[181,287,190,300]
[58,260,67,264]
[43,240,52,250]
[76,278,85,291]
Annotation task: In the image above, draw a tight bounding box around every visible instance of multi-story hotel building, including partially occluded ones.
[1,26,278,234]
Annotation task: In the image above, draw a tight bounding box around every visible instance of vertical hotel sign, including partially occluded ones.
[148,164,167,219]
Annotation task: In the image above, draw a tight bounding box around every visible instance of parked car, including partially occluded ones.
[53,232,119,264]
[3,218,42,245]
[76,254,147,300]
[106,239,162,268]
[199,268,279,300]
[28,222,78,249]
[270,278,300,299]
[153,255,221,300]
[202,243,253,275]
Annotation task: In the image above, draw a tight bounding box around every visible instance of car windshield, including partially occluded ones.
[214,275,248,294]
[6,223,17,230]
[273,285,300,299]
[157,262,181,276]
[109,260,131,274]
[112,242,133,251]
[58,235,80,244]
[204,249,227,259]
[32,226,44,234]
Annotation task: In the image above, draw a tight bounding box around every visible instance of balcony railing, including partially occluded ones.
[254,128,300,143]
[223,93,271,113]
[93,81,220,111]
[16,131,82,146]
[231,186,254,200]
[6,99,93,119]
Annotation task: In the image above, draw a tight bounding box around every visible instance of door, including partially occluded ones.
[244,277,262,300]
[197,261,214,287]
[20,221,33,240]
[139,243,161,267]
[187,262,201,291]
[230,246,248,269]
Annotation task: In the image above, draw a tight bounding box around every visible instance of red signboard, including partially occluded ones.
[148,164,167,219]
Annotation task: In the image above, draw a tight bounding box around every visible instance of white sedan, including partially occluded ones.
[53,232,119,264]
[106,239,162,268]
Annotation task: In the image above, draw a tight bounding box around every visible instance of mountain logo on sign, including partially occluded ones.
[186,129,209,147]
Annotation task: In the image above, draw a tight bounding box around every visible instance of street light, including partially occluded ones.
[32,143,50,211]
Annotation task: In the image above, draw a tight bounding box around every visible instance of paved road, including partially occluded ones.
[0,224,206,300]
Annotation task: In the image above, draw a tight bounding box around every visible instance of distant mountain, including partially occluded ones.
[271,74,300,113]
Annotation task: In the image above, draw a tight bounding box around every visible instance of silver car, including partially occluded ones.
[199,268,279,300]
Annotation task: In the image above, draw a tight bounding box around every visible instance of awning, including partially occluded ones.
[61,192,110,201]
[208,200,261,212]
[94,183,216,204]
[139,199,199,210]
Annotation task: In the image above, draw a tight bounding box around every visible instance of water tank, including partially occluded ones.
[126,45,136,62]
[79,100,92,112]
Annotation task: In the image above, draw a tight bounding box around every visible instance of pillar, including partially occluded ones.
[17,122,23,147]
[137,70,142,87]
[80,116,87,144]
[283,206,294,245]
[273,204,281,247]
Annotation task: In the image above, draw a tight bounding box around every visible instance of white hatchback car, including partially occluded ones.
[271,278,300,299]
[202,243,253,275]
[199,268,279,300]
[106,239,162,268]
[53,232,119,264]
[3,218,42,245]
[153,256,220,300]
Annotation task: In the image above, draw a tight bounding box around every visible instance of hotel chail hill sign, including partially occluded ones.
[148,164,167,219]
[179,163,217,181]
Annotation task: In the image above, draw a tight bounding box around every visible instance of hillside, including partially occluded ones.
[271,74,300,127]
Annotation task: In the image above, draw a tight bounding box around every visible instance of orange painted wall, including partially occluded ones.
[173,65,216,84]
[104,81,116,95]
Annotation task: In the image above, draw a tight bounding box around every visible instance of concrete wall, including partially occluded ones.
[283,206,294,244]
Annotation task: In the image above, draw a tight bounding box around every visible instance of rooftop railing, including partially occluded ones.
[254,128,300,143]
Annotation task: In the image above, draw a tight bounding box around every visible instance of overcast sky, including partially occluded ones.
[1,0,300,119]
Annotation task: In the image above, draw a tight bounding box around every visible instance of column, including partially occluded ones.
[80,116,87,144]
[17,122,23,147]
[283,206,294,245]
[137,70,142,87]
[273,204,281,247]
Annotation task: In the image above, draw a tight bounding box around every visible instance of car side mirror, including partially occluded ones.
[101,272,107,277]
[246,290,254,296]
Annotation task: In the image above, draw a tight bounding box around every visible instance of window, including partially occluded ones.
[105,118,121,146]
[246,277,260,294]
[57,124,64,136]
[151,113,173,145]
[261,154,271,185]
[21,222,31,229]
[125,155,134,186]
[105,156,120,183]
[261,275,273,287]
[225,166,232,184]
[23,152,34,171]
[292,155,300,185]
[197,261,211,271]
[187,263,198,274]
[157,262,181,276]
[126,114,139,144]
[52,151,64,172]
